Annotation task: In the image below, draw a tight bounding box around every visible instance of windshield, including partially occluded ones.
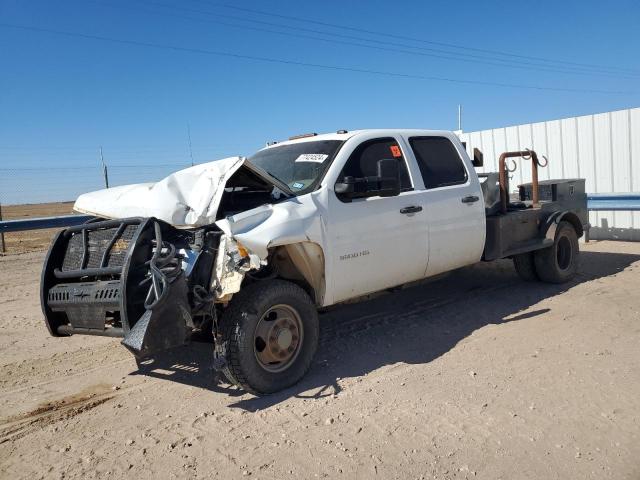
[248,140,344,195]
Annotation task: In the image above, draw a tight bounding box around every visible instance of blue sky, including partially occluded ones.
[0,0,639,203]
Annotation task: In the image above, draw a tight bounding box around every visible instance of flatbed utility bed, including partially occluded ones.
[483,178,587,261]
[477,149,587,262]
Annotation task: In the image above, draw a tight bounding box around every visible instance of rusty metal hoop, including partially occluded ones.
[498,150,547,213]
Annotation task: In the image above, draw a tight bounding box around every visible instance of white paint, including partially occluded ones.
[323,130,484,304]
[217,130,485,306]
[74,157,245,227]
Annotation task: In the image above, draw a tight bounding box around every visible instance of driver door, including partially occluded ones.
[327,137,429,303]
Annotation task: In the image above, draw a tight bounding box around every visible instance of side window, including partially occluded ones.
[409,136,468,189]
[338,138,412,191]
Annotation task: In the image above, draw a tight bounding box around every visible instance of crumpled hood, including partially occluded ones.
[74,156,246,227]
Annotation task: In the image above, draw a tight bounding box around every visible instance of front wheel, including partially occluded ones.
[534,221,580,283]
[218,280,319,395]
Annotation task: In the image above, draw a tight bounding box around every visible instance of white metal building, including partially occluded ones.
[459,107,640,241]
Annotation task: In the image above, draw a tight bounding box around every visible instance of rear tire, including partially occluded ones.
[219,280,319,395]
[534,221,579,283]
[513,252,538,281]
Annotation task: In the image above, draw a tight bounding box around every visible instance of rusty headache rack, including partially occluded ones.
[498,149,548,213]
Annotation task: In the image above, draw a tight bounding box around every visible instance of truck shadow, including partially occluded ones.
[133,249,640,411]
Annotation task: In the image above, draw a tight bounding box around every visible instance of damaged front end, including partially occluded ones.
[40,215,261,359]
[40,157,287,358]
[40,154,318,360]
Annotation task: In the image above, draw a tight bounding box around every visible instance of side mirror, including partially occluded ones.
[335,159,401,200]
[334,176,355,195]
[472,148,484,167]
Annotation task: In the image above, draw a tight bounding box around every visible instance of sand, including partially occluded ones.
[1,241,639,479]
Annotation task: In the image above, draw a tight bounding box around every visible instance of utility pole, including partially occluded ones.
[187,123,195,167]
[0,201,5,254]
[457,104,463,132]
[100,146,109,189]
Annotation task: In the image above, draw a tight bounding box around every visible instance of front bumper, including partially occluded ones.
[40,217,193,358]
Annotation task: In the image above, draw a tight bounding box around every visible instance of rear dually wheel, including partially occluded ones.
[534,220,579,283]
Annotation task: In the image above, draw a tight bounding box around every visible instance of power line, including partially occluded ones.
[128,0,638,79]
[126,0,639,80]
[0,22,633,95]
[0,143,247,151]
[216,1,640,76]
[0,163,191,171]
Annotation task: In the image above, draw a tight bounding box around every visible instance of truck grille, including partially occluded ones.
[61,224,138,271]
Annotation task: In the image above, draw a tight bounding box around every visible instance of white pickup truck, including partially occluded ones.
[41,129,588,394]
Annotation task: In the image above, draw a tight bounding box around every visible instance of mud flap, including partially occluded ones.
[122,272,193,359]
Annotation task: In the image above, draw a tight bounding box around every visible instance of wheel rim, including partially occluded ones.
[253,304,304,373]
[556,236,572,270]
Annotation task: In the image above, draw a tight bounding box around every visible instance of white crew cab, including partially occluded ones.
[42,129,587,394]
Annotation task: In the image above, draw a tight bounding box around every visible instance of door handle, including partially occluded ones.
[461,195,479,204]
[400,205,423,214]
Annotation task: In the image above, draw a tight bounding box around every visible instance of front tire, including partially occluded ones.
[534,221,579,283]
[219,280,319,395]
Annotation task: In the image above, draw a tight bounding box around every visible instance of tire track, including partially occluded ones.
[0,386,115,445]
[319,281,512,346]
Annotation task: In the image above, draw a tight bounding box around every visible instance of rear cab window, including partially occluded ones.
[408,136,468,189]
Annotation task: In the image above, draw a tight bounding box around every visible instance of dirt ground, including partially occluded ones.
[1,241,639,480]
[0,202,75,254]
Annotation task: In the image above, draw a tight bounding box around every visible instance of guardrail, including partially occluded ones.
[0,214,94,234]
[586,193,640,211]
[0,214,94,253]
[584,193,640,242]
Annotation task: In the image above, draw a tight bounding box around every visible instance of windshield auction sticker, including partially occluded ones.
[295,154,328,163]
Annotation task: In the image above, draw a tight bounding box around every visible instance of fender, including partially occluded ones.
[541,210,584,241]
[213,193,329,305]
